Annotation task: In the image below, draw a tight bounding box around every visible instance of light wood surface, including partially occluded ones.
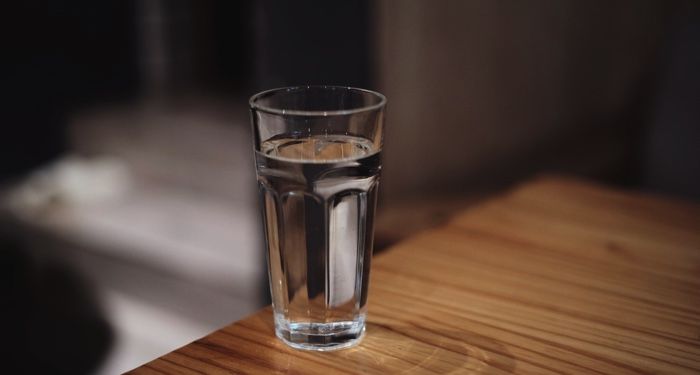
[129,177,700,374]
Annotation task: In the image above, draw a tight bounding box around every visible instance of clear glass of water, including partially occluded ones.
[250,86,386,351]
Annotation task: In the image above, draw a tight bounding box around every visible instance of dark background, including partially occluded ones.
[5,0,699,197]
[2,1,698,373]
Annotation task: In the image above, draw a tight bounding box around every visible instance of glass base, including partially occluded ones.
[274,315,366,351]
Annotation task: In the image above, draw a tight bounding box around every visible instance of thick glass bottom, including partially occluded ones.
[274,315,366,351]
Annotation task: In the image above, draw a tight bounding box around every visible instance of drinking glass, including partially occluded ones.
[250,86,386,350]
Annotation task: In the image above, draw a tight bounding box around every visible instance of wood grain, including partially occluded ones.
[129,177,700,374]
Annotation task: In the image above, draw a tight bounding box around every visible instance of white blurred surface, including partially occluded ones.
[3,100,265,374]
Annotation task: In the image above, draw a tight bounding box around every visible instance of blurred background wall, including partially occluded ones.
[378,0,668,199]
[2,1,698,373]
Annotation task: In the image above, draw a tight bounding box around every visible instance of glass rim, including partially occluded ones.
[249,85,386,117]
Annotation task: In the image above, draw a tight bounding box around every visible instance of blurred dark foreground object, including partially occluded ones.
[2,236,113,375]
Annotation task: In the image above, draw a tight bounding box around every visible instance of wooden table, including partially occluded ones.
[130,177,700,374]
